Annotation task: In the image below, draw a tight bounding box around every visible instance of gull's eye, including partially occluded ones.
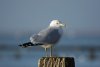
[56,23,59,24]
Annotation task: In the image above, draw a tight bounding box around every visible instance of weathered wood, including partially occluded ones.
[38,57,75,67]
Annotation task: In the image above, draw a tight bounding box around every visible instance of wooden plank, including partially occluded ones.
[38,57,75,67]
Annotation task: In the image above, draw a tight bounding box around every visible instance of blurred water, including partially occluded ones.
[0,46,100,67]
[0,36,100,67]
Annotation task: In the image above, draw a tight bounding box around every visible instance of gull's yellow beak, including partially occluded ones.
[60,23,66,27]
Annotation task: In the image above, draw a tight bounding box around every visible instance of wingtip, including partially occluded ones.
[18,44,27,48]
[18,44,22,46]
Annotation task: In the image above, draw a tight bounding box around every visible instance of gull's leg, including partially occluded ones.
[45,48,48,57]
[50,46,53,57]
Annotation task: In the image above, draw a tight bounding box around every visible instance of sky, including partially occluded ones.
[0,0,100,36]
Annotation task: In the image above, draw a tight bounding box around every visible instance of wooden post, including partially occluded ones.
[38,57,75,67]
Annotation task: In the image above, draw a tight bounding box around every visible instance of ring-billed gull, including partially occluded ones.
[19,20,65,57]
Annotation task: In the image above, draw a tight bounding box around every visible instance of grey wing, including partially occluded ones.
[30,28,62,44]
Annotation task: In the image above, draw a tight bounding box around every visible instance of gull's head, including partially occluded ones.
[49,20,65,28]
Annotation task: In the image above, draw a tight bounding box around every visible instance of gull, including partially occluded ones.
[19,20,65,57]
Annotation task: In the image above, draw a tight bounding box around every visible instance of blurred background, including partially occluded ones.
[0,0,100,67]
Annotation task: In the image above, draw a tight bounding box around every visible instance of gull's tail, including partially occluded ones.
[19,42,43,48]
